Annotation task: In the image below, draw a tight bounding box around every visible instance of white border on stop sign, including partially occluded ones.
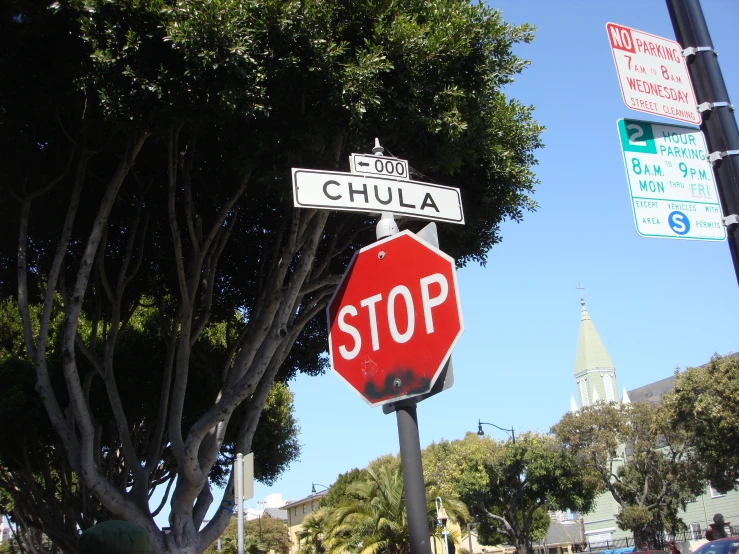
[325,229,464,407]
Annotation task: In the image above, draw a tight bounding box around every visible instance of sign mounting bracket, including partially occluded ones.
[707,149,739,165]
[697,101,733,113]
[682,45,717,57]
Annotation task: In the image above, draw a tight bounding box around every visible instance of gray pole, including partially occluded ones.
[665,0,739,286]
[374,137,430,554]
[468,522,474,554]
[397,404,432,554]
[236,453,244,554]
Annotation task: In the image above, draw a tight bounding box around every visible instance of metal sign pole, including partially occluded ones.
[372,139,432,554]
[236,453,244,554]
[397,404,433,554]
[666,0,739,285]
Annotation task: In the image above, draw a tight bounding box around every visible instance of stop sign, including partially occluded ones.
[327,230,463,406]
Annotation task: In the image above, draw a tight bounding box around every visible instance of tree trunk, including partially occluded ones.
[633,529,647,550]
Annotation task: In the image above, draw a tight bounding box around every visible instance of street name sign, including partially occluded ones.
[292,168,464,224]
[607,23,700,125]
[617,118,724,241]
[350,153,410,180]
[326,230,463,407]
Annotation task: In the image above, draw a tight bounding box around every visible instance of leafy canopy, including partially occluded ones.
[203,515,291,554]
[662,354,739,494]
[553,402,705,544]
[423,432,598,551]
[1,0,543,551]
[314,464,469,554]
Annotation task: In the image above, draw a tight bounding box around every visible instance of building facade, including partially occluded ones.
[283,490,327,554]
[569,298,739,547]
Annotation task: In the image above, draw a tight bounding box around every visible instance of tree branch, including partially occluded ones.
[479,504,516,544]
[167,122,190,302]
[151,475,176,518]
[190,206,240,347]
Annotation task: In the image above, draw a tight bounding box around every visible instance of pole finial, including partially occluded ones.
[372,138,384,155]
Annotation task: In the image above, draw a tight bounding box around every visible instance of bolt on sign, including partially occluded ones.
[326,231,463,407]
[607,23,700,125]
[617,118,724,241]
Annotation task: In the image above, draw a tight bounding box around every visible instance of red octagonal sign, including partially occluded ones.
[327,230,463,406]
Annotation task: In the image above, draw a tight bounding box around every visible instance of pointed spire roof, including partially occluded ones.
[574,299,615,375]
[621,386,631,405]
[591,386,601,403]
[570,394,579,413]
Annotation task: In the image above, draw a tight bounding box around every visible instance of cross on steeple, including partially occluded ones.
[576,283,585,300]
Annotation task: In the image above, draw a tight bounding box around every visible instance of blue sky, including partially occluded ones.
[155,0,739,526]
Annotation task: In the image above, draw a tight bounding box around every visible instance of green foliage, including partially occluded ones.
[366,454,402,477]
[313,465,468,554]
[203,515,290,554]
[1,0,543,275]
[318,455,401,510]
[1,0,543,549]
[0,299,300,548]
[318,468,368,510]
[662,354,739,494]
[250,383,301,486]
[423,432,597,551]
[0,539,19,554]
[246,516,291,554]
[616,506,653,534]
[297,510,328,554]
[553,402,704,543]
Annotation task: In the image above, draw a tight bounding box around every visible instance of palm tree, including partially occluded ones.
[297,510,328,554]
[321,465,469,554]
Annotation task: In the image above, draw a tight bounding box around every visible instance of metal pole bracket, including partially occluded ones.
[682,46,717,57]
[697,101,733,113]
[707,149,739,165]
[722,215,739,227]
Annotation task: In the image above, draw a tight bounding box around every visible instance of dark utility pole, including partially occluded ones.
[665,0,739,286]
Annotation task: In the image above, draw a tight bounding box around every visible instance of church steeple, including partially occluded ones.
[573,294,619,408]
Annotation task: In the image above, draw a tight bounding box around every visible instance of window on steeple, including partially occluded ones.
[579,378,589,406]
[603,373,615,402]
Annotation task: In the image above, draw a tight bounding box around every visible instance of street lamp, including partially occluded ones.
[477,419,516,443]
[311,483,329,495]
[435,497,450,554]
[477,419,520,553]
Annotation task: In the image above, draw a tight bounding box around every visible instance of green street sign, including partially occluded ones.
[616,118,725,241]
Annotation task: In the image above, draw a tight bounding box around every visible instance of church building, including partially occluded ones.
[568,297,738,548]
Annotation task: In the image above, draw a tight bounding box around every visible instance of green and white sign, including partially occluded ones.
[617,118,725,241]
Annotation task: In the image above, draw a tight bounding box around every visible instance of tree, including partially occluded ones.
[296,511,327,554]
[317,468,368,510]
[203,516,290,554]
[300,458,401,554]
[662,354,739,494]
[552,403,705,548]
[320,465,468,554]
[0,299,300,553]
[423,432,598,554]
[1,0,542,552]
[245,516,291,554]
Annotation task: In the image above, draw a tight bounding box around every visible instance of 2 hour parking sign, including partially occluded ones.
[616,118,725,241]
